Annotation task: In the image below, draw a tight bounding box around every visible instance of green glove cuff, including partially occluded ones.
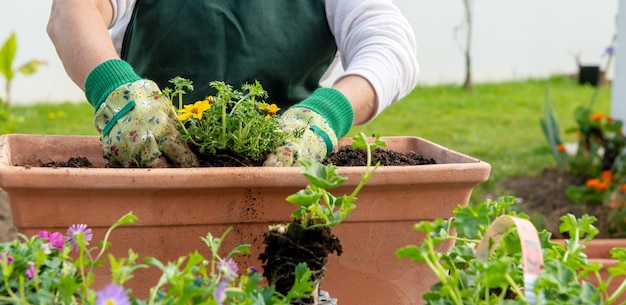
[292,88,354,138]
[84,59,142,110]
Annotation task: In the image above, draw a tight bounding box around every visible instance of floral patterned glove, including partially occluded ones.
[264,88,354,167]
[86,60,199,168]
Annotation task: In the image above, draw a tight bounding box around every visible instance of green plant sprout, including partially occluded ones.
[0,32,45,108]
[397,196,626,304]
[285,132,385,229]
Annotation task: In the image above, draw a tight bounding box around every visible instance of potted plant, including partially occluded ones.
[0,78,491,304]
[259,133,382,305]
[398,196,626,304]
[162,78,288,167]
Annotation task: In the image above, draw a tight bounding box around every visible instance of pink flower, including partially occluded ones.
[0,252,12,265]
[38,231,51,239]
[49,232,65,250]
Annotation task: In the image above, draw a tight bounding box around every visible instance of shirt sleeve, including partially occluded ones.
[324,0,420,122]
[108,0,136,55]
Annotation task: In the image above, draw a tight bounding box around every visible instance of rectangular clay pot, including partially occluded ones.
[553,238,626,303]
[0,134,490,305]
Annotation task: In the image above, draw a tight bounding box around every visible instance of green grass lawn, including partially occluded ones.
[11,102,96,135]
[7,76,612,203]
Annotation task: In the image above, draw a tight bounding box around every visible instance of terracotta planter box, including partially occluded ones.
[0,134,490,305]
[554,238,626,303]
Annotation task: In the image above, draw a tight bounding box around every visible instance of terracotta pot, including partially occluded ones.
[553,238,626,302]
[0,134,490,305]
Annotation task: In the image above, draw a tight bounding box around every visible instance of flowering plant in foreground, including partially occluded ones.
[0,212,313,305]
[160,77,290,165]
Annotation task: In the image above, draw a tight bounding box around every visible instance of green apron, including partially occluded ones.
[121,0,337,109]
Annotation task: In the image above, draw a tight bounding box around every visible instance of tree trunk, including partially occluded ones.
[462,0,473,91]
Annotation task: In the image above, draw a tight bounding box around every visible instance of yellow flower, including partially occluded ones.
[177,100,211,121]
[266,103,280,115]
[259,102,280,118]
[48,111,65,120]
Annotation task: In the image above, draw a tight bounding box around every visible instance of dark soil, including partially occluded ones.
[191,147,266,167]
[501,167,620,238]
[324,145,436,166]
[38,145,437,168]
[41,157,93,168]
[259,221,342,305]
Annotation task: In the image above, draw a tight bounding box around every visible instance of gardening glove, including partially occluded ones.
[85,59,199,168]
[264,88,354,167]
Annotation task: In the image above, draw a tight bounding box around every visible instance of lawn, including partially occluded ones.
[7,76,612,203]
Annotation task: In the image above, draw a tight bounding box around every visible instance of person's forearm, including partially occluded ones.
[332,75,376,125]
[47,0,119,89]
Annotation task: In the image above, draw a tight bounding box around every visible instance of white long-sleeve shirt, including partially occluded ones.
[107,0,419,120]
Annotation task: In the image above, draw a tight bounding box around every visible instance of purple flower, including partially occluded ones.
[218,258,238,282]
[26,262,36,279]
[96,284,130,305]
[65,224,93,251]
[248,266,259,274]
[214,282,227,305]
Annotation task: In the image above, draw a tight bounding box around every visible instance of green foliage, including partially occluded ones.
[0,32,45,108]
[0,97,18,135]
[286,132,383,229]
[0,213,314,305]
[540,85,566,170]
[397,197,626,304]
[163,78,289,163]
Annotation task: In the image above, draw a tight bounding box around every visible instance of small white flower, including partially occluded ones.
[137,80,151,89]
[142,131,153,141]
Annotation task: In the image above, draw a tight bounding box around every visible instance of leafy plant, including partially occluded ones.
[0,32,45,108]
[161,77,289,165]
[397,196,626,304]
[285,132,384,229]
[0,212,315,305]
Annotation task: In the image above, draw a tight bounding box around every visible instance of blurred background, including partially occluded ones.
[0,0,618,104]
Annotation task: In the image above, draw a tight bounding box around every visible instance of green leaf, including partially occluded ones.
[298,160,347,189]
[0,32,17,81]
[284,263,314,300]
[285,187,322,207]
[396,245,428,262]
[17,59,44,76]
[452,203,491,239]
